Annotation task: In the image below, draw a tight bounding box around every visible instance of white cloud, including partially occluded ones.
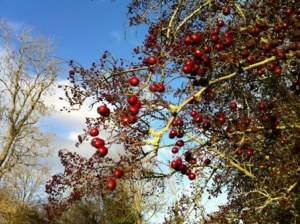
[67,131,80,141]
[42,79,99,131]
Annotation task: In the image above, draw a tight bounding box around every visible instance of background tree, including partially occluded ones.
[47,0,300,223]
[0,164,50,203]
[0,19,58,178]
[56,186,143,224]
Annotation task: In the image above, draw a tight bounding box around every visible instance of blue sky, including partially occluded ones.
[0,0,145,71]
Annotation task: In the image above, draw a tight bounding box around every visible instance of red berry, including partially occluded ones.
[134,100,142,109]
[170,160,179,170]
[91,137,105,148]
[146,56,157,65]
[223,7,231,15]
[191,32,203,43]
[194,114,203,123]
[156,82,165,92]
[202,55,211,65]
[128,95,139,105]
[176,158,183,167]
[172,147,179,154]
[229,101,237,111]
[121,115,131,125]
[149,83,158,92]
[188,172,196,180]
[128,114,137,124]
[89,128,99,137]
[107,178,116,190]
[236,148,243,156]
[175,140,184,147]
[170,159,182,170]
[247,148,254,157]
[210,34,219,43]
[183,65,193,74]
[215,43,224,51]
[204,158,211,166]
[194,49,204,58]
[247,55,255,64]
[224,37,233,46]
[177,129,184,138]
[218,112,226,124]
[204,45,211,53]
[128,105,140,115]
[129,76,139,86]
[185,59,194,67]
[242,48,250,58]
[196,66,205,76]
[211,28,220,35]
[98,146,108,156]
[217,19,225,27]
[257,101,267,111]
[273,66,282,76]
[97,104,110,117]
[284,8,293,16]
[113,168,124,178]
[224,32,233,39]
[175,118,184,126]
[169,129,178,139]
[184,35,192,45]
[179,164,187,174]
[191,110,198,117]
[189,158,197,164]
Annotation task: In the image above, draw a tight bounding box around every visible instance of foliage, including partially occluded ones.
[47,0,300,223]
[0,188,47,224]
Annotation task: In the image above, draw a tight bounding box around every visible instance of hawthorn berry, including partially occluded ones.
[191,32,203,43]
[229,101,237,111]
[91,137,105,148]
[97,104,110,117]
[98,146,108,156]
[145,56,157,65]
[156,82,165,92]
[204,158,211,166]
[179,164,188,174]
[169,129,178,139]
[128,105,140,115]
[247,148,254,157]
[128,95,139,105]
[149,83,158,92]
[172,147,179,154]
[129,76,139,86]
[113,168,124,178]
[175,140,184,147]
[194,49,204,58]
[184,35,192,45]
[183,65,193,74]
[188,172,196,180]
[89,128,99,137]
[223,7,231,15]
[121,115,131,125]
[107,178,117,190]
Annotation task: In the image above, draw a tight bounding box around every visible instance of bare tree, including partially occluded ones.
[0,164,50,203]
[0,19,59,178]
